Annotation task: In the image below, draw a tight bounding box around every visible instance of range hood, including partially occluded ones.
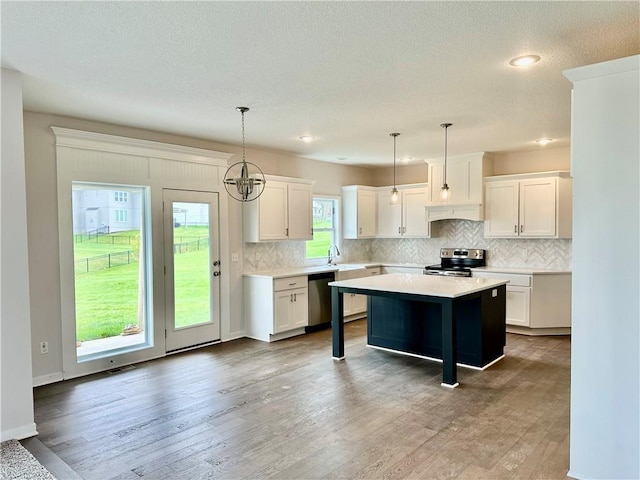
[424,152,493,222]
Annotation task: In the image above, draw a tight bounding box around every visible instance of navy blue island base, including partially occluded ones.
[331,278,506,388]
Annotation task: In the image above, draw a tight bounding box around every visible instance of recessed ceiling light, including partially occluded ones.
[509,55,541,67]
[298,135,316,142]
[536,138,553,145]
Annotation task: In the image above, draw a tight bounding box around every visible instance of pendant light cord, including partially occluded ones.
[241,110,246,165]
[390,132,400,190]
[443,125,448,185]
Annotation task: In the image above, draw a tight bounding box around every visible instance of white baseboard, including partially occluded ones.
[33,372,64,387]
[222,331,246,342]
[1,422,38,442]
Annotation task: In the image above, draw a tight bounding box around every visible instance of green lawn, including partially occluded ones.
[73,227,210,341]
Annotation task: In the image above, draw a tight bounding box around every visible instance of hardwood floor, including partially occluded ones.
[32,320,571,479]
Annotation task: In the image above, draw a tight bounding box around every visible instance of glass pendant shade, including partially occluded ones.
[440,183,450,201]
[390,186,399,204]
[223,107,266,202]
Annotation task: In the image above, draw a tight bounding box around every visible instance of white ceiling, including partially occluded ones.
[2,1,638,167]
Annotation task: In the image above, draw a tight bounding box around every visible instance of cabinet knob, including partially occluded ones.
[213,271,220,277]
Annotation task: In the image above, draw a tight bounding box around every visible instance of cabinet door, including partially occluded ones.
[287,183,313,240]
[259,181,288,241]
[484,181,519,237]
[402,187,428,237]
[274,290,294,333]
[426,164,445,205]
[506,286,531,327]
[519,178,557,237]
[377,190,402,237]
[290,288,308,329]
[357,190,377,237]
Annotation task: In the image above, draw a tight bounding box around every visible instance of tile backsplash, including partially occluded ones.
[243,220,572,271]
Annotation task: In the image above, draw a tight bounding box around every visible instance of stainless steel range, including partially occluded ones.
[424,248,486,277]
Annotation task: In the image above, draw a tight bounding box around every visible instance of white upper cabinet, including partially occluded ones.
[342,186,377,239]
[243,175,313,242]
[286,182,313,240]
[484,171,572,238]
[377,184,429,238]
[425,152,492,221]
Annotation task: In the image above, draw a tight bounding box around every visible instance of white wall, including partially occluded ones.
[1,69,37,440]
[565,56,639,479]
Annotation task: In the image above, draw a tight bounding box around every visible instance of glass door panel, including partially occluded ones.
[163,190,220,352]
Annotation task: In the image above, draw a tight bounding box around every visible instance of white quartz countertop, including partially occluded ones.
[243,263,382,279]
[328,273,508,299]
[475,266,572,275]
[243,263,570,279]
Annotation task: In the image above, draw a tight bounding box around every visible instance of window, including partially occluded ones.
[114,191,128,203]
[306,197,338,260]
[72,182,150,362]
[115,209,128,222]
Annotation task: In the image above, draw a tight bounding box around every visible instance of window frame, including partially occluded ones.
[305,195,341,265]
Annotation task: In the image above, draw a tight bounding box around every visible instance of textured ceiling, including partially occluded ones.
[2,1,638,167]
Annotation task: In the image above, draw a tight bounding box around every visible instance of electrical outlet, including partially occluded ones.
[523,249,528,259]
[231,253,239,262]
[40,341,49,354]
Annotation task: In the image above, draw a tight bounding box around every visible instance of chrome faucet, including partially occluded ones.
[327,244,341,265]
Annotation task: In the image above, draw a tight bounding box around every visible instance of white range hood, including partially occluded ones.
[424,152,493,222]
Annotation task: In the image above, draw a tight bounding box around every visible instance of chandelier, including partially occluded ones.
[223,107,266,202]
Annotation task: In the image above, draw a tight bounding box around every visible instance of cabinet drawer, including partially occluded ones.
[274,276,308,291]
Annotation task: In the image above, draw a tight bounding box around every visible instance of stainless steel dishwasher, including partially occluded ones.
[306,271,335,332]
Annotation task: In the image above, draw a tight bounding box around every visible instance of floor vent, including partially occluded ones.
[106,365,135,374]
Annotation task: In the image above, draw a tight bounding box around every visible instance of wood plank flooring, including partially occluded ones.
[32,320,571,479]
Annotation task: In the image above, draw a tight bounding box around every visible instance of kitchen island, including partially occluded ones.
[329,273,508,388]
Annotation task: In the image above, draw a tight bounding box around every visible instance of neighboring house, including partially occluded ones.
[71,188,142,234]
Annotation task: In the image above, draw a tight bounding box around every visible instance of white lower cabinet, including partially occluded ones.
[244,275,309,342]
[505,285,531,328]
[473,270,571,334]
[274,287,308,333]
[338,266,380,320]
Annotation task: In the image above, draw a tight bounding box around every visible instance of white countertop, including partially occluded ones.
[328,273,508,299]
[243,263,570,279]
[243,263,381,279]
[476,266,572,275]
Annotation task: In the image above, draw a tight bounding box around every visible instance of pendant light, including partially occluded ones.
[223,107,266,202]
[390,132,400,204]
[440,123,453,202]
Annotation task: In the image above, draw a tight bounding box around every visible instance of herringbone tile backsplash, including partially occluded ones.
[244,220,572,271]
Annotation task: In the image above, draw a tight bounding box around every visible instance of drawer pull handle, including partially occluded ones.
[289,282,296,286]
